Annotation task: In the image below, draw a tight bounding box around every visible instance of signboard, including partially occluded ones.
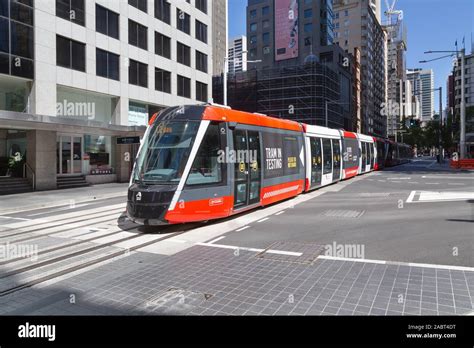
[117,136,141,145]
[275,0,299,61]
[128,104,148,126]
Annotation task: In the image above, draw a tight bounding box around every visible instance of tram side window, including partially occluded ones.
[186,123,223,186]
[361,142,367,165]
[322,138,332,174]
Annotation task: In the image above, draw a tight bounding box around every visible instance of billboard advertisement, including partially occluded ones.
[274,0,299,61]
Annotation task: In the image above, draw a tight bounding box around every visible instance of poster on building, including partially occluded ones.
[274,0,299,61]
[128,104,148,126]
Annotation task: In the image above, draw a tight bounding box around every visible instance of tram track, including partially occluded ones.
[0,223,201,297]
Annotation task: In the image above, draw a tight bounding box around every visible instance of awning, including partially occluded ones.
[0,111,146,136]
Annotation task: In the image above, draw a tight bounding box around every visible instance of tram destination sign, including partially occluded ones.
[117,136,141,145]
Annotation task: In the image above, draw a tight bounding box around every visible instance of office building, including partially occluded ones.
[228,36,247,73]
[0,0,214,193]
[407,68,434,125]
[333,0,387,137]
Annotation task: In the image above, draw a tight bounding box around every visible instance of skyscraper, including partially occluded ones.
[228,36,248,73]
[212,0,228,76]
[333,0,387,137]
[407,69,435,124]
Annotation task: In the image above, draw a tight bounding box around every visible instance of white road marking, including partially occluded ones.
[408,182,418,184]
[197,242,302,257]
[421,175,474,180]
[407,191,474,203]
[257,217,269,223]
[377,180,385,182]
[275,211,285,216]
[318,255,474,272]
[448,183,465,186]
[208,236,225,244]
[236,226,250,232]
[425,183,440,185]
[406,191,416,203]
[387,177,411,180]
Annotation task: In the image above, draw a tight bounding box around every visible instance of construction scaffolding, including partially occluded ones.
[223,61,352,130]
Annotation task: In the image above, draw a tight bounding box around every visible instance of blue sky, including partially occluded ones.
[228,0,474,109]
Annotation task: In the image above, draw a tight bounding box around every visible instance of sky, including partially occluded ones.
[228,0,474,110]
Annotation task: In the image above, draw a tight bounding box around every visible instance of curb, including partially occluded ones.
[0,191,127,215]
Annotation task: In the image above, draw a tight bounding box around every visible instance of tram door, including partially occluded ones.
[233,129,261,209]
[332,139,341,181]
[310,137,322,187]
[321,138,333,186]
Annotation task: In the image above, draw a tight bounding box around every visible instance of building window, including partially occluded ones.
[195,20,208,43]
[262,32,270,45]
[304,8,312,18]
[176,9,190,34]
[249,48,256,58]
[155,0,170,24]
[128,0,147,13]
[155,68,171,93]
[177,42,191,66]
[196,81,208,102]
[262,6,269,16]
[155,32,171,59]
[177,75,191,98]
[344,10,349,16]
[305,37,312,46]
[96,48,119,81]
[196,50,208,73]
[249,9,256,18]
[96,5,119,40]
[304,23,312,33]
[9,0,34,26]
[250,35,257,44]
[56,0,85,26]
[335,11,339,19]
[56,35,85,72]
[335,22,339,29]
[250,23,257,32]
[263,46,270,55]
[129,19,147,50]
[129,59,148,87]
[263,19,269,29]
[196,0,207,14]
[344,19,349,26]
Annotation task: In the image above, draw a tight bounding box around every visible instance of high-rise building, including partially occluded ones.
[230,0,353,130]
[333,0,387,137]
[383,13,407,137]
[407,69,434,124]
[246,0,336,69]
[0,0,215,191]
[228,36,248,73]
[212,0,228,76]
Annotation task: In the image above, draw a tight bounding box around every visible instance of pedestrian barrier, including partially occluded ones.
[450,159,474,169]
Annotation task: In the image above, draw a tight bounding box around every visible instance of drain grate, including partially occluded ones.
[256,241,325,264]
[323,209,365,218]
[144,288,212,314]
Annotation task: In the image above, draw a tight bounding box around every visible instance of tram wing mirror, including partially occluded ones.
[228,122,238,130]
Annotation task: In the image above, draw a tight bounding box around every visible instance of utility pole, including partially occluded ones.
[460,48,466,158]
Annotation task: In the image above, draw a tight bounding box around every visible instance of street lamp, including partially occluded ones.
[223,51,262,106]
[420,48,466,158]
[325,99,350,128]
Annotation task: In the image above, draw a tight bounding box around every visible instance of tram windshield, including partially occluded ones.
[133,121,200,184]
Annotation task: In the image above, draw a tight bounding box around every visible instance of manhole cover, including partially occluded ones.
[144,288,212,314]
[323,209,365,218]
[256,241,325,264]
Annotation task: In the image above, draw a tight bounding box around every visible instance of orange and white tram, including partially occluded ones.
[127,105,410,225]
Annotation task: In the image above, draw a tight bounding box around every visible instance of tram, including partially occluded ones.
[127,105,411,225]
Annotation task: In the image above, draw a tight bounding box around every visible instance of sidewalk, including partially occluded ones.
[0,183,129,214]
[418,159,474,173]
